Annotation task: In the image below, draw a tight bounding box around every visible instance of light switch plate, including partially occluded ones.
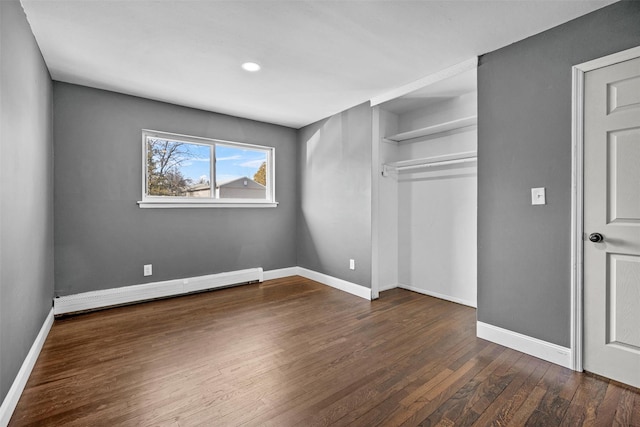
[531,187,546,205]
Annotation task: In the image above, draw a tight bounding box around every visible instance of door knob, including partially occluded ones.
[589,233,604,243]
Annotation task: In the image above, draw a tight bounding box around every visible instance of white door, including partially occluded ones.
[583,55,640,389]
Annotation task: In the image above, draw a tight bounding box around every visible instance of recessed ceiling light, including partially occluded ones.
[241,62,261,72]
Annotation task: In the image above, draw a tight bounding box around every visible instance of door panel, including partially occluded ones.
[607,75,640,114]
[608,128,640,223]
[584,55,640,389]
[608,254,640,350]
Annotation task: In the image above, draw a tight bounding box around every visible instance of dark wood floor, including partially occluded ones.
[10,276,640,426]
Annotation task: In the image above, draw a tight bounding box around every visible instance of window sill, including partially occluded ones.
[137,200,278,209]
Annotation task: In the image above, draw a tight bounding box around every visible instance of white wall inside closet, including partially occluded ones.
[372,67,477,307]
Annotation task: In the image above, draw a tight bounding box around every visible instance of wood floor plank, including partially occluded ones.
[348,338,488,427]
[8,277,640,427]
[523,364,580,426]
[302,322,480,427]
[449,351,524,426]
[632,390,640,426]
[242,298,475,427]
[392,344,508,426]
[614,387,640,426]
[505,385,548,426]
[559,373,608,426]
[418,348,522,426]
[589,381,624,426]
[470,355,550,427]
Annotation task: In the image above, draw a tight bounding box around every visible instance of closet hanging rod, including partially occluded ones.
[395,157,476,170]
[382,152,477,177]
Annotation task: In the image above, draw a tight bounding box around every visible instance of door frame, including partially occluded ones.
[570,45,640,372]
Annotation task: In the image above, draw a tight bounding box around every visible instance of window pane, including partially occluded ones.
[215,144,268,199]
[146,138,211,197]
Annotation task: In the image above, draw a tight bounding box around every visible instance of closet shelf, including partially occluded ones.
[384,115,477,143]
[382,151,477,177]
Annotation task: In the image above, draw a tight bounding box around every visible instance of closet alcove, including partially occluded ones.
[371,65,478,307]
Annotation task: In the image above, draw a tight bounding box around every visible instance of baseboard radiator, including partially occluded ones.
[54,267,264,315]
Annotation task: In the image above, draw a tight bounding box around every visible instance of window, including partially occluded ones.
[138,130,276,208]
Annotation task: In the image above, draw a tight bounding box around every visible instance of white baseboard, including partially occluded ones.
[0,308,54,427]
[54,266,373,314]
[297,267,372,300]
[54,268,264,315]
[397,283,476,308]
[263,267,299,281]
[477,321,572,369]
[379,283,398,292]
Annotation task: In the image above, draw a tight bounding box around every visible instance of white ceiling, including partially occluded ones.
[22,0,616,129]
[381,67,478,115]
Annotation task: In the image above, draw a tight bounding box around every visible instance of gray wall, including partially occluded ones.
[477,0,640,347]
[54,83,297,296]
[0,0,54,403]
[297,102,372,287]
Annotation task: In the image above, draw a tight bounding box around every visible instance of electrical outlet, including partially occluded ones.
[349,259,355,270]
[143,264,152,276]
[531,187,546,205]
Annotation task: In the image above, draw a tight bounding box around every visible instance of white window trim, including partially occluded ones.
[138,129,277,208]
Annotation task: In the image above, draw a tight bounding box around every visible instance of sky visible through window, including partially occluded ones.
[178,143,266,185]
[216,145,266,184]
